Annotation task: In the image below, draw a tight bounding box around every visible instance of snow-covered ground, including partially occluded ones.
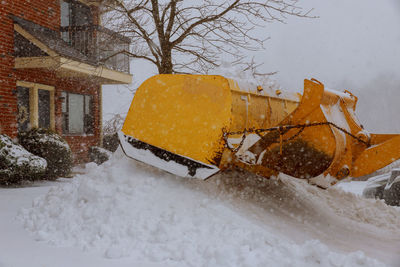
[335,180,369,196]
[1,149,399,267]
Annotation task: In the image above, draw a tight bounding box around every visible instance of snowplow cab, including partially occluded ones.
[119,74,400,187]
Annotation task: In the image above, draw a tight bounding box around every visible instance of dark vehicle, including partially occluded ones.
[362,169,400,206]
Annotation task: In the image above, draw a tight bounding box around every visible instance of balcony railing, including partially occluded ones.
[60,25,130,73]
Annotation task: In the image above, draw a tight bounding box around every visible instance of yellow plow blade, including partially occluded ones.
[120,75,232,178]
[120,74,400,186]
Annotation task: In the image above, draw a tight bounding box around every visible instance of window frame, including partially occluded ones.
[16,81,55,131]
[61,91,94,136]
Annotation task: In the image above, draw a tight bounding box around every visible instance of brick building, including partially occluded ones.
[0,0,132,161]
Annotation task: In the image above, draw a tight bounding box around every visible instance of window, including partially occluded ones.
[60,0,71,27]
[60,0,71,42]
[60,0,93,43]
[16,81,55,132]
[62,92,94,135]
[38,89,51,128]
[60,0,92,27]
[73,3,92,26]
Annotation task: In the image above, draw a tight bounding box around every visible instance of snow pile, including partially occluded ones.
[211,61,299,101]
[212,61,280,90]
[335,180,369,196]
[18,150,393,266]
[290,176,400,231]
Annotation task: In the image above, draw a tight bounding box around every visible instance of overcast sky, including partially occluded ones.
[258,0,400,89]
[103,0,400,132]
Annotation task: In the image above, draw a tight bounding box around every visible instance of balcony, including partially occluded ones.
[60,25,130,73]
[13,15,132,85]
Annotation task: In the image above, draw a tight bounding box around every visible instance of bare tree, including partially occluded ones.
[103,113,126,134]
[100,0,313,74]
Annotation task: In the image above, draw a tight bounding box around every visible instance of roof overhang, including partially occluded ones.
[14,22,132,85]
[15,57,132,84]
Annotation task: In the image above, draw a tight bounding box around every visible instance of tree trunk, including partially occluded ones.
[159,47,173,74]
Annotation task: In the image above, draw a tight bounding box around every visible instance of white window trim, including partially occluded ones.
[16,81,55,131]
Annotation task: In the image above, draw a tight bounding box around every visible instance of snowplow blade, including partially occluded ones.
[120,74,400,186]
[118,131,220,179]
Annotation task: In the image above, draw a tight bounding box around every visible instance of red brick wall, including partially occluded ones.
[14,69,102,162]
[0,0,102,162]
[54,78,101,163]
[0,0,60,31]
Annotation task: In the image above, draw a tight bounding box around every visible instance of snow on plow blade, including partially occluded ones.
[118,131,219,179]
[120,74,400,187]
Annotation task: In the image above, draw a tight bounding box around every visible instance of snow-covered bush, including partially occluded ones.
[89,146,112,165]
[0,134,47,184]
[103,133,119,152]
[19,128,73,179]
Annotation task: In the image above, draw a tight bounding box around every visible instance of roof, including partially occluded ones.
[12,15,99,66]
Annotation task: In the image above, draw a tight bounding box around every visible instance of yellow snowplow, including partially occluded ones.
[119,74,400,187]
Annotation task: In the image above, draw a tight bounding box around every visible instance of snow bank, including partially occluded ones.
[18,149,393,266]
